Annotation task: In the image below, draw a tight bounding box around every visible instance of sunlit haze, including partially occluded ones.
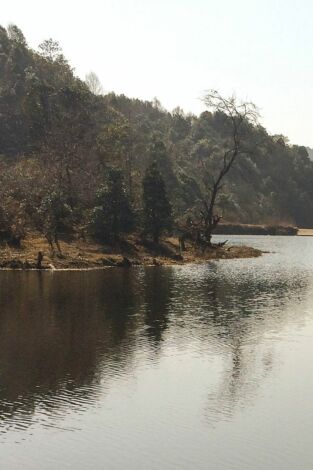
[3,0,313,145]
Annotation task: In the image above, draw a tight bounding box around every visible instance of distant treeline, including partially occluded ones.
[0,24,313,247]
[214,224,298,236]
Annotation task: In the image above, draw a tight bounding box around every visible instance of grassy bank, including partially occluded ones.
[0,234,262,270]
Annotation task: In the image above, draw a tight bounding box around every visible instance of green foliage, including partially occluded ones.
[1,22,313,247]
[90,169,134,242]
[143,162,172,243]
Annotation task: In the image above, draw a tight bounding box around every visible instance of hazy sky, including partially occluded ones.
[2,0,313,145]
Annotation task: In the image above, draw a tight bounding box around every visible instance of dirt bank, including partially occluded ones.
[0,234,263,270]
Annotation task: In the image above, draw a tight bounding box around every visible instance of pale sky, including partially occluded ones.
[2,0,313,146]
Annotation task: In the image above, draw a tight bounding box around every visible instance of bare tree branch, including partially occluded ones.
[193,90,259,247]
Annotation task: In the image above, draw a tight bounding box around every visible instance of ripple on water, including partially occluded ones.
[1,236,313,469]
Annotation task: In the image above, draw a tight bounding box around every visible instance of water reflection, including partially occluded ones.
[143,268,173,347]
[0,238,312,469]
[168,262,308,421]
[0,270,143,431]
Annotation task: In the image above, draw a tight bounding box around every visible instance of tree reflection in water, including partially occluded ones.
[0,260,309,432]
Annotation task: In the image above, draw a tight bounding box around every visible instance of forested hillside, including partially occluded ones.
[1,24,313,248]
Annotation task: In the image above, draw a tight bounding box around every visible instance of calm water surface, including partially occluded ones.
[1,236,313,469]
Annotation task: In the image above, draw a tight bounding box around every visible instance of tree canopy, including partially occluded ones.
[0,24,313,250]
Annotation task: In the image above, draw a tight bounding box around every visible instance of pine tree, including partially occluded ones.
[143,162,172,244]
[91,169,134,242]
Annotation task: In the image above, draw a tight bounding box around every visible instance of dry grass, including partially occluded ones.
[0,233,263,270]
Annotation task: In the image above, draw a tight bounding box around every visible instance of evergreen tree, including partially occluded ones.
[2,23,313,232]
[149,136,175,184]
[143,162,172,244]
[91,169,133,242]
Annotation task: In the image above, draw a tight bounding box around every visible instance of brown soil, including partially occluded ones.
[0,234,263,270]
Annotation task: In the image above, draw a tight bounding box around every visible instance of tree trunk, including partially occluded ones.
[54,232,62,253]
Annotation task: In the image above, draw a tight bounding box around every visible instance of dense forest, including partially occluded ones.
[1,24,313,249]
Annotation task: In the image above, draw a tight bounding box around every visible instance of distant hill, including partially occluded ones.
[1,22,313,240]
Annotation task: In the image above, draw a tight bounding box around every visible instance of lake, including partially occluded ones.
[1,235,313,469]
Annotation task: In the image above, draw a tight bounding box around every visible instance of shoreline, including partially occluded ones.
[214,223,298,236]
[0,234,263,271]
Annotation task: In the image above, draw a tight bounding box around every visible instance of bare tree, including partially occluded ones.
[194,90,259,247]
[85,71,103,95]
[38,39,63,62]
